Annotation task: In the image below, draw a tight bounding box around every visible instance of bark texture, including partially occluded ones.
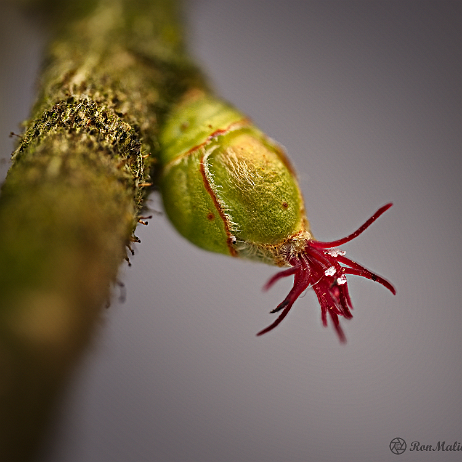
[0,1,207,459]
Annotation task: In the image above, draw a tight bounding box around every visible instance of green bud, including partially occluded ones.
[159,91,395,342]
[160,91,311,265]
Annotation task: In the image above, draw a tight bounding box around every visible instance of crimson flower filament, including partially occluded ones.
[257,203,396,342]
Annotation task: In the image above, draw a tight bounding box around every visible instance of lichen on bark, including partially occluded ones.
[0,0,207,460]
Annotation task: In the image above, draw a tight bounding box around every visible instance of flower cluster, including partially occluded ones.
[258,203,396,342]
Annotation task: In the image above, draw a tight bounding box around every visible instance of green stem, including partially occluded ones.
[0,1,207,460]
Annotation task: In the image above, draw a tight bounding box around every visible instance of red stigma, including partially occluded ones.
[257,203,396,342]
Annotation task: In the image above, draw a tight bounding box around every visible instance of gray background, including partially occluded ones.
[1,1,461,461]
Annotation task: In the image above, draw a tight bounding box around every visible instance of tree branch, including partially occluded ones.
[0,1,207,460]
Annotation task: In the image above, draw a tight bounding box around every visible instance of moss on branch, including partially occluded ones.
[0,0,208,460]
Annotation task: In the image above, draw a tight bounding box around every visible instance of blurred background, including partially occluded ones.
[1,1,461,461]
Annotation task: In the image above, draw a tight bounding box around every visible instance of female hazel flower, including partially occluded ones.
[159,91,395,342]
